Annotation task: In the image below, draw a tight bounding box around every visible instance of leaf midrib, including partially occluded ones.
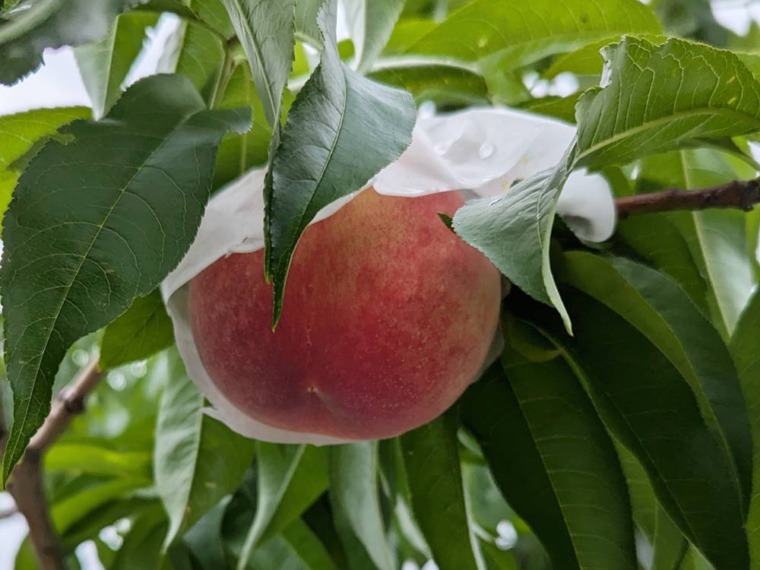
[272,59,349,281]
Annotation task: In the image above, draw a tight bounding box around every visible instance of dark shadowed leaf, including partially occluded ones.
[634,149,759,337]
[303,495,351,570]
[562,252,753,511]
[74,11,159,118]
[576,37,760,169]
[266,0,415,324]
[281,519,340,570]
[730,290,760,567]
[0,0,130,84]
[61,497,160,550]
[330,442,394,570]
[0,74,250,481]
[462,360,637,570]
[238,443,329,569]
[154,348,255,547]
[614,213,709,316]
[651,507,689,570]
[52,476,152,536]
[530,290,749,568]
[617,445,656,539]
[400,413,484,570]
[100,290,175,370]
[110,506,169,570]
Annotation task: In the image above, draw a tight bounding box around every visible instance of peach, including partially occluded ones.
[188,188,501,440]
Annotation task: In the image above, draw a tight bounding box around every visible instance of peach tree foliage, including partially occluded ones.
[0,0,759,569]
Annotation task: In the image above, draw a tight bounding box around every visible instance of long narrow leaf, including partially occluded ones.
[401,413,484,570]
[462,360,637,570]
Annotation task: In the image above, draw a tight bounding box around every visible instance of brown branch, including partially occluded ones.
[4,359,105,570]
[615,178,760,219]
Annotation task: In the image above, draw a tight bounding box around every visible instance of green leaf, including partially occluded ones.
[0,0,130,84]
[248,525,336,570]
[384,18,436,54]
[295,0,323,49]
[576,37,760,168]
[344,0,405,73]
[545,34,663,79]
[303,495,351,570]
[0,106,91,170]
[74,11,160,118]
[45,442,151,478]
[100,290,175,371]
[238,443,329,569]
[614,213,709,315]
[183,497,231,570]
[617,445,657,539]
[0,106,91,232]
[453,159,574,332]
[0,74,250,482]
[561,252,753,511]
[52,477,151,535]
[480,541,519,570]
[531,289,750,569]
[110,506,170,570]
[406,0,660,69]
[675,208,758,337]
[518,95,578,123]
[400,413,484,570]
[281,519,340,570]
[635,149,759,337]
[369,58,488,106]
[652,507,689,570]
[462,361,637,570]
[544,39,617,79]
[330,442,394,570]
[154,347,255,547]
[212,61,276,187]
[220,0,295,127]
[61,497,159,548]
[159,18,226,104]
[190,0,235,38]
[730,290,760,567]
[266,0,415,324]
